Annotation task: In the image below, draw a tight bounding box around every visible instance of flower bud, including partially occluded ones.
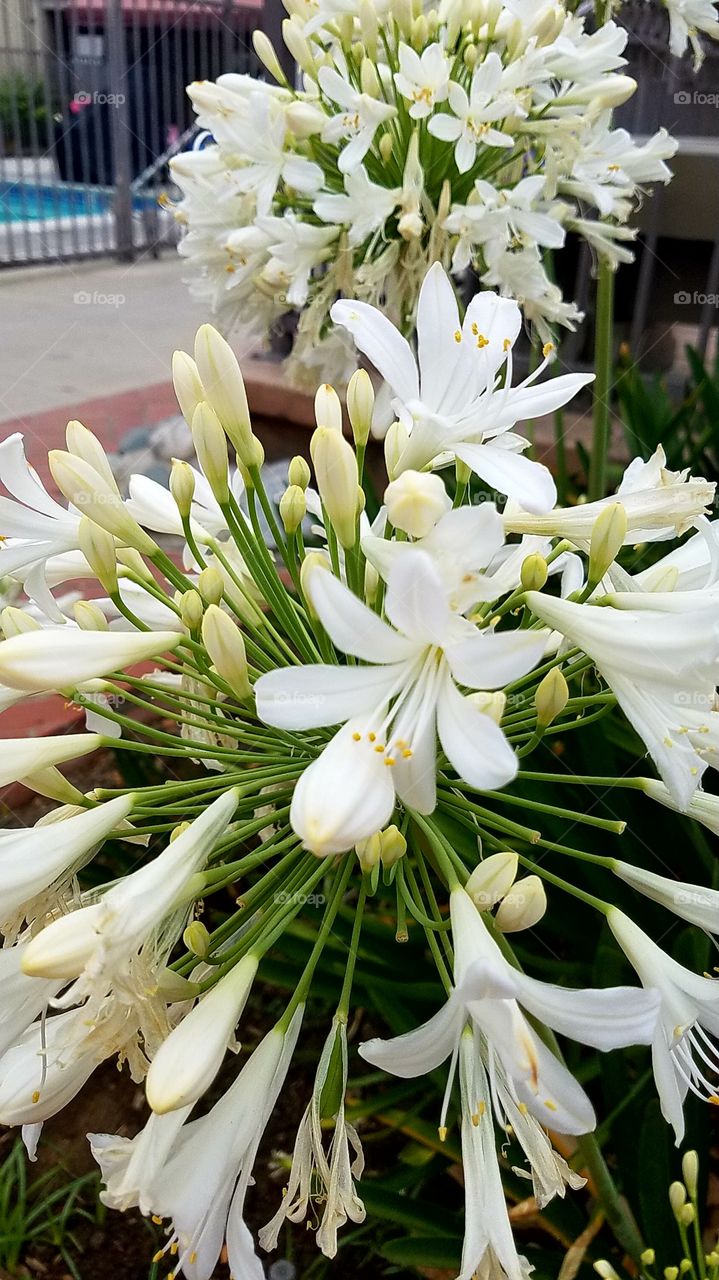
[314,382,343,432]
[467,690,506,724]
[466,851,518,909]
[1,606,41,637]
[197,566,224,607]
[359,0,378,55]
[282,17,317,78]
[235,433,265,488]
[495,875,547,932]
[384,470,451,538]
[384,420,409,481]
[193,324,253,463]
[172,350,205,428]
[19,766,85,806]
[682,1150,698,1198]
[535,667,569,728]
[170,458,196,520]
[380,824,407,867]
[300,551,329,617]
[347,368,374,447]
[679,1202,695,1227]
[49,451,157,556]
[22,901,102,978]
[583,75,636,108]
[593,1265,619,1280]
[78,516,118,595]
[310,426,359,549]
[73,600,109,631]
[665,1269,679,1280]
[679,1261,692,1276]
[520,552,548,592]
[360,56,380,97]
[379,133,393,163]
[669,1181,686,1215]
[252,29,286,83]
[183,919,212,958]
[411,14,427,46]
[191,402,230,506]
[201,604,251,701]
[464,42,478,68]
[288,454,311,489]
[356,831,382,873]
[116,547,154,584]
[279,484,307,534]
[66,420,119,493]
[364,557,379,606]
[390,0,412,37]
[171,821,191,842]
[285,101,325,138]
[589,502,627,585]
[640,1251,656,1267]
[180,589,204,633]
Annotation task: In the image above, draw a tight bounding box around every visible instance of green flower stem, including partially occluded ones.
[221,494,308,652]
[408,811,462,889]
[395,861,452,932]
[205,539,292,669]
[517,771,643,789]
[279,857,355,1029]
[503,647,583,694]
[403,859,453,992]
[89,702,255,760]
[436,790,541,844]
[588,257,616,501]
[481,788,626,834]
[337,880,367,1018]
[512,849,612,913]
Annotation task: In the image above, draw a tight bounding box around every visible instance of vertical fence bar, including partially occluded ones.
[105,0,133,259]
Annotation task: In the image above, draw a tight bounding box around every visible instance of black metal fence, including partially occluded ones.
[0,0,259,264]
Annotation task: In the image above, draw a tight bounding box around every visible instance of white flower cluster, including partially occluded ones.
[169,0,679,382]
[3,266,719,1278]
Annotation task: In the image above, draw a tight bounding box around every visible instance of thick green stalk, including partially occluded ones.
[588,258,615,501]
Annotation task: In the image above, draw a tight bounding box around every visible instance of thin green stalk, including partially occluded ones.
[588,258,615,501]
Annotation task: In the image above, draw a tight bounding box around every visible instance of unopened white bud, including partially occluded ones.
[180,589,204,633]
[314,382,343,432]
[359,0,378,55]
[384,420,409,480]
[193,325,253,463]
[282,17,317,78]
[197,566,224,607]
[467,690,506,724]
[170,458,196,520]
[495,875,547,932]
[466,851,518,909]
[379,133,393,163]
[288,454,311,489]
[201,604,251,701]
[66,420,119,493]
[300,552,329,617]
[535,667,569,728]
[669,1181,686,1214]
[594,1264,619,1280]
[116,547,154,584]
[172,350,205,428]
[464,42,478,68]
[380,824,407,867]
[520,552,548,592]
[310,426,359,549]
[356,831,382,873]
[73,600,109,631]
[385,470,451,538]
[584,75,636,108]
[390,0,413,37]
[191,402,230,506]
[285,101,325,138]
[78,516,118,594]
[347,369,374,447]
[252,29,286,83]
[49,451,157,556]
[1,606,41,638]
[682,1150,699,1198]
[280,484,307,534]
[589,502,627,585]
[360,57,380,96]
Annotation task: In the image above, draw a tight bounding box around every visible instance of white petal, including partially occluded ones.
[307,566,418,663]
[384,550,451,645]
[514,1030,596,1135]
[422,504,505,569]
[416,264,463,412]
[392,711,437,813]
[0,629,182,692]
[0,734,101,790]
[437,674,518,790]
[359,995,463,1077]
[329,300,419,403]
[455,443,557,514]
[255,662,403,729]
[486,374,594,434]
[444,628,547,690]
[290,721,396,855]
[512,971,659,1049]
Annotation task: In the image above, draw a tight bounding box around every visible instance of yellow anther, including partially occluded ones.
[710,1095,719,1106]
[454,330,462,343]
[384,756,396,766]
[374,743,385,752]
[438,1125,448,1142]
[190,1254,198,1265]
[152,1215,163,1225]
[471,322,478,335]
[503,337,511,351]
[368,732,376,742]
[477,333,489,348]
[152,1252,164,1264]
[544,1099,557,1111]
[402,749,413,759]
[352,732,361,741]
[518,1102,528,1114]
[32,1090,40,1104]
[170,1242,178,1255]
[542,341,555,357]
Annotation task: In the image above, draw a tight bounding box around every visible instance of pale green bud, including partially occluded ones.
[390,0,413,37]
[520,552,548,592]
[183,920,212,958]
[66,420,119,493]
[495,874,547,932]
[594,1263,619,1280]
[170,458,196,520]
[665,1269,679,1280]
[235,434,265,488]
[201,604,251,701]
[352,40,366,63]
[364,557,379,606]
[641,1251,656,1267]
[193,324,253,462]
[535,667,569,728]
[300,552,329,617]
[384,420,409,481]
[191,402,230,506]
[180,589,204,633]
[282,17,317,78]
[380,824,407,867]
[464,42,478,68]
[49,451,157,556]
[466,851,518,909]
[589,501,627,585]
[73,600,109,631]
[279,484,307,534]
[197,566,224,607]
[360,56,380,96]
[379,133,393,164]
[679,1260,692,1274]
[347,368,374,447]
[411,13,428,46]
[310,425,359,549]
[385,469,451,538]
[682,1149,699,1198]
[172,350,205,429]
[669,1181,687,1214]
[314,382,343,432]
[252,29,286,83]
[679,1203,695,1226]
[116,547,154,584]
[78,516,118,595]
[355,831,382,873]
[359,0,378,55]
[288,455,311,489]
[1,606,41,638]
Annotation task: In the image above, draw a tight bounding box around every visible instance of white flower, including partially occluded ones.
[0,938,62,1061]
[0,628,182,694]
[636,778,719,836]
[662,0,719,64]
[608,908,719,1143]
[612,858,719,936]
[444,176,566,273]
[318,66,396,172]
[224,90,322,215]
[428,54,525,171]
[0,732,101,791]
[22,790,239,1005]
[256,553,548,849]
[314,167,399,246]
[0,795,133,932]
[92,1011,303,1280]
[258,212,340,308]
[632,519,719,593]
[332,264,592,511]
[146,954,259,1113]
[526,590,719,809]
[260,1017,365,1258]
[394,42,450,119]
[560,118,676,218]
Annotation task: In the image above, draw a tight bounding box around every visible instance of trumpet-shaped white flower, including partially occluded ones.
[332,264,592,511]
[260,1016,365,1258]
[22,790,239,1005]
[0,733,101,791]
[0,938,63,1061]
[314,167,399,246]
[258,212,340,308]
[612,859,719,936]
[632,519,719,593]
[637,777,719,836]
[0,794,133,932]
[223,91,322,215]
[318,67,396,172]
[444,176,566,273]
[663,0,719,63]
[0,628,182,693]
[526,591,719,808]
[394,42,450,119]
[428,54,525,170]
[256,553,548,850]
[92,1011,303,1280]
[608,908,719,1143]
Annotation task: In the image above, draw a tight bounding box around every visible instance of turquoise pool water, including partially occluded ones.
[0,182,148,223]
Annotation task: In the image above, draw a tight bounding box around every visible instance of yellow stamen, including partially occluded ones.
[32,1090,40,1104]
[544,1099,558,1112]
[542,341,555,357]
[384,756,396,766]
[352,732,361,741]
[477,333,489,348]
[438,1125,448,1142]
[454,330,462,343]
